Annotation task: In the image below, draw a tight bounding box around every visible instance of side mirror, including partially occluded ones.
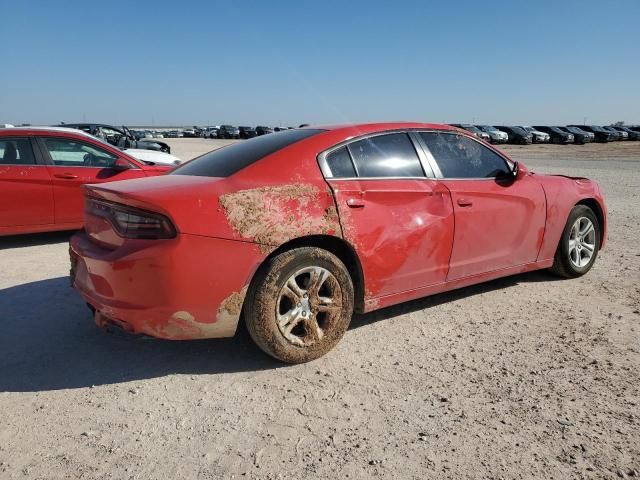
[112,158,131,171]
[511,161,519,179]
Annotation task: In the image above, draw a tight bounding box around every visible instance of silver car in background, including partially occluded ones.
[450,123,491,142]
[476,125,509,144]
[521,126,550,143]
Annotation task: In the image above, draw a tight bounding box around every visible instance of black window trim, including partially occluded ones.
[317,129,435,180]
[415,130,514,180]
[0,136,44,166]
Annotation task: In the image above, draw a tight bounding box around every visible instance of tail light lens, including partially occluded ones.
[86,197,176,239]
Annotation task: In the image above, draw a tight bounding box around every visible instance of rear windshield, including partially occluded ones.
[171,128,325,177]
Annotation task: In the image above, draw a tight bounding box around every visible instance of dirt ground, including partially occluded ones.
[0,138,638,479]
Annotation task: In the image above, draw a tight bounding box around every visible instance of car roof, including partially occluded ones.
[302,122,456,136]
[0,126,98,138]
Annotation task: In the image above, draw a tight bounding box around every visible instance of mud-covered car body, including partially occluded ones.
[60,123,172,153]
[0,127,171,236]
[69,123,607,346]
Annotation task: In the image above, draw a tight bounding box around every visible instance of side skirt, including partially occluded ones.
[364,259,554,313]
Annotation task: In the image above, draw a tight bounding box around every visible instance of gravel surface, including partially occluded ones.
[0,139,638,479]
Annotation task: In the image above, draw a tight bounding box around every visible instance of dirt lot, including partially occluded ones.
[0,139,638,479]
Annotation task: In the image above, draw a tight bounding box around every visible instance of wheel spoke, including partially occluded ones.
[278,307,301,331]
[309,268,329,295]
[580,221,594,237]
[316,296,341,313]
[283,277,304,302]
[305,315,323,342]
[582,242,594,253]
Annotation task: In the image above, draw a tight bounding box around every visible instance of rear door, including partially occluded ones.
[0,136,54,228]
[320,132,455,299]
[418,131,546,280]
[38,136,145,225]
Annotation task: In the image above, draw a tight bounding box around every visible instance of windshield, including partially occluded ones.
[172,128,325,177]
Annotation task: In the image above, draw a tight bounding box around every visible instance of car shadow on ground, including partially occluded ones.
[0,231,76,249]
[0,270,562,393]
[350,269,562,329]
[0,276,282,393]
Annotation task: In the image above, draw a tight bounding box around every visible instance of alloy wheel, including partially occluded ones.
[568,216,596,268]
[276,266,342,346]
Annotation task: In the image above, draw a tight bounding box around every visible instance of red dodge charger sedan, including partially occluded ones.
[0,127,171,236]
[70,123,607,363]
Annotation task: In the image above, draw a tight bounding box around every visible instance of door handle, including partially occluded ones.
[346,198,365,208]
[457,198,473,207]
[53,173,79,179]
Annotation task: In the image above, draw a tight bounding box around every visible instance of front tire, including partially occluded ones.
[550,205,600,278]
[245,247,354,363]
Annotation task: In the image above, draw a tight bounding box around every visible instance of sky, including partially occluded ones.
[1,0,639,127]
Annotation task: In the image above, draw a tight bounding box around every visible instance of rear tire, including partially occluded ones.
[245,247,354,363]
[550,205,600,278]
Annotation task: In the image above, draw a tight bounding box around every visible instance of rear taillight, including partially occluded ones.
[86,197,176,239]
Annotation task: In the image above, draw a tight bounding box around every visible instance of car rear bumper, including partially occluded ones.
[70,231,262,340]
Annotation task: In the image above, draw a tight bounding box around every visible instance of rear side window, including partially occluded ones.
[421,132,510,178]
[347,133,424,178]
[325,146,356,178]
[172,129,325,177]
[0,138,36,165]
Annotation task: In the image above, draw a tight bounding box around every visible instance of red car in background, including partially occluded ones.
[69,123,607,363]
[0,127,171,236]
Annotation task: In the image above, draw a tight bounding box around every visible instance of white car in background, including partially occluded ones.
[123,148,182,166]
[476,125,509,144]
[521,126,551,143]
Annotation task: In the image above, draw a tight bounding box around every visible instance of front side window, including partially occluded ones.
[347,133,424,178]
[0,138,36,165]
[420,132,510,179]
[42,138,119,167]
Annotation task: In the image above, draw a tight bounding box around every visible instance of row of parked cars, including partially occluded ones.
[197,124,306,139]
[131,124,308,140]
[452,124,640,145]
[139,123,638,145]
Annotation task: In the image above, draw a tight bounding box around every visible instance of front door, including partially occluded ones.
[39,137,144,225]
[322,132,455,298]
[418,131,546,280]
